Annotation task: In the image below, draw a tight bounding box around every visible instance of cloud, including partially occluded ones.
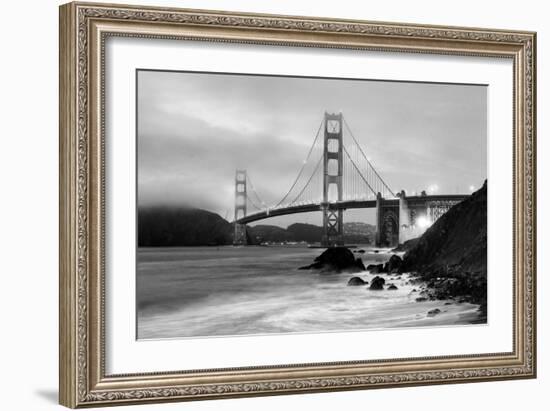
[137,70,487,223]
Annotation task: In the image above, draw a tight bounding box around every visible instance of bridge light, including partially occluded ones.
[416,216,432,229]
[428,184,439,194]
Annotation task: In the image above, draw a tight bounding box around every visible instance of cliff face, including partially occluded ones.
[402,181,487,276]
[138,207,233,247]
[400,182,487,305]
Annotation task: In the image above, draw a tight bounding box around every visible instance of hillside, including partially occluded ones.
[343,222,376,244]
[248,225,295,243]
[287,223,324,243]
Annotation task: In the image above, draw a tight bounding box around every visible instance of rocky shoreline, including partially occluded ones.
[299,247,485,322]
[298,182,487,323]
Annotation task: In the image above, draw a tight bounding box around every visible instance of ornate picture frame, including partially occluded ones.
[59,1,536,408]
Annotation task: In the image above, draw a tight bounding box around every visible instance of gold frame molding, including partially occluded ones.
[59,1,537,408]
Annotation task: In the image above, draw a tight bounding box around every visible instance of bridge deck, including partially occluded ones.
[234,194,469,225]
[235,199,379,225]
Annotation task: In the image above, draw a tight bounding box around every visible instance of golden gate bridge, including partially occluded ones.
[233,112,468,247]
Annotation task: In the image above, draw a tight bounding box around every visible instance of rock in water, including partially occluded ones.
[299,247,366,273]
[369,276,386,290]
[387,284,398,290]
[347,277,366,286]
[384,255,403,273]
[427,308,441,317]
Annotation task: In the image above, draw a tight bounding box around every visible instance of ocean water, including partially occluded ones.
[137,246,482,339]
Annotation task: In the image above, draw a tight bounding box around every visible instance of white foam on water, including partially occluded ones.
[137,246,483,340]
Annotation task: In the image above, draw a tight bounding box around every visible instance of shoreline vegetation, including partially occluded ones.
[300,181,487,322]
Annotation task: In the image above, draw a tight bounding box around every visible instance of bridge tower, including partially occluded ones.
[233,169,248,245]
[321,112,344,247]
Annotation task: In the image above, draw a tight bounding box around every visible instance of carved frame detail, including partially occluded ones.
[59,2,536,408]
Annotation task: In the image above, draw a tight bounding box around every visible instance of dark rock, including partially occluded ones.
[374,250,379,253]
[299,247,366,273]
[412,289,417,292]
[415,297,427,302]
[387,284,398,290]
[427,308,441,317]
[383,254,403,273]
[358,249,366,254]
[347,277,366,286]
[369,276,386,290]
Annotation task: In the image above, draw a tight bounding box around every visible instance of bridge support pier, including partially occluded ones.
[322,206,344,247]
[375,191,468,247]
[375,192,400,248]
[233,223,247,246]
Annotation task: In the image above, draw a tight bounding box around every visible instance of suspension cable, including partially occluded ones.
[342,116,395,197]
[343,145,378,197]
[288,155,323,206]
[246,173,264,208]
[246,195,263,210]
[273,117,324,208]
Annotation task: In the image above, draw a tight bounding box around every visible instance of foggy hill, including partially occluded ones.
[138,207,233,247]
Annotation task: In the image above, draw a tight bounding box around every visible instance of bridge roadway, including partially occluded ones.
[234,194,469,225]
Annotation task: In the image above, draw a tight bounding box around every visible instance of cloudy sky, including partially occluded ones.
[137,70,487,226]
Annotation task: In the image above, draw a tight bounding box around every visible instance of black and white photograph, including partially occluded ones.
[136,70,487,340]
